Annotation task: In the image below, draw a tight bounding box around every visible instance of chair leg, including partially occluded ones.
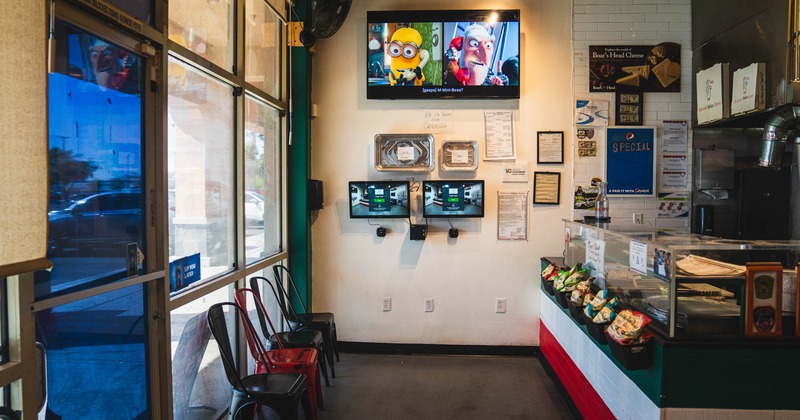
[332,323,340,362]
[321,328,336,378]
[301,389,315,420]
[318,343,330,386]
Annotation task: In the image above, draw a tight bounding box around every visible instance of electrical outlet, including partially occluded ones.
[496,298,507,313]
[424,298,434,312]
[633,213,644,225]
[382,298,391,312]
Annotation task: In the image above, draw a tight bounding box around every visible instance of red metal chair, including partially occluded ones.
[235,288,324,416]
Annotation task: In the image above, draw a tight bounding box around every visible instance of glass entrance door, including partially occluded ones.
[38,19,151,418]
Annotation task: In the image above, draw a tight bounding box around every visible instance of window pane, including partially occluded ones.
[107,0,153,24]
[44,23,145,300]
[169,0,234,71]
[244,95,282,264]
[245,0,281,97]
[168,58,236,284]
[36,284,149,418]
[171,286,233,419]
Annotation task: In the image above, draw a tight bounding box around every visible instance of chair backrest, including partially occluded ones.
[206,302,270,391]
[273,264,310,315]
[251,276,301,331]
[235,288,285,351]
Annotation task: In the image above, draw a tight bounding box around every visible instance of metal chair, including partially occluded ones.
[250,276,331,385]
[235,287,324,416]
[206,302,314,420]
[273,265,340,366]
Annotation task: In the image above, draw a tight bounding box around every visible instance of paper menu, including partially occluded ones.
[696,63,730,124]
[730,62,766,116]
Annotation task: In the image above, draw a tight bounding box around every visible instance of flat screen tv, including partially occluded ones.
[367,9,520,99]
[349,181,411,219]
[422,180,485,218]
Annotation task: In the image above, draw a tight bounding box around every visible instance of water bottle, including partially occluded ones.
[594,182,609,220]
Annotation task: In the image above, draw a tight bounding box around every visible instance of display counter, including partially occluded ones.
[539,220,800,419]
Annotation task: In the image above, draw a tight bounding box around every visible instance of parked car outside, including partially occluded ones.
[48,191,143,256]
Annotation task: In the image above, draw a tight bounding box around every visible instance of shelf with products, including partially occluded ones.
[561,219,800,340]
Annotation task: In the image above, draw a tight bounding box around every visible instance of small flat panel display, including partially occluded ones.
[422,180,485,218]
[349,181,411,218]
[367,10,520,100]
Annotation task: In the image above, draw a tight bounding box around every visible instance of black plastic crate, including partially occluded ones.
[583,313,610,344]
[553,290,569,309]
[541,278,555,295]
[606,336,653,370]
[566,299,585,324]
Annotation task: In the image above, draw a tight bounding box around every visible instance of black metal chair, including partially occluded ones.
[273,265,340,365]
[206,302,314,420]
[250,276,331,385]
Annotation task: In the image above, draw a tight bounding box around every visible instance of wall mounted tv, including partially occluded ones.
[349,181,411,219]
[367,9,520,100]
[422,180,485,218]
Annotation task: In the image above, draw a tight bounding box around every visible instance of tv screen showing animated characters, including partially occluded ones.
[422,180,485,218]
[349,181,411,218]
[367,9,520,100]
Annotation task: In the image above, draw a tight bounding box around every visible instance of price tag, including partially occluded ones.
[397,145,414,162]
[585,238,606,273]
[629,240,648,275]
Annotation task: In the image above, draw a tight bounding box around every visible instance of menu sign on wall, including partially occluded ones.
[589,43,681,92]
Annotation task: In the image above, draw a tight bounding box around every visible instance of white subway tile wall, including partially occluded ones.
[572,0,692,230]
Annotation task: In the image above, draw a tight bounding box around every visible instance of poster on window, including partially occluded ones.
[605,127,656,196]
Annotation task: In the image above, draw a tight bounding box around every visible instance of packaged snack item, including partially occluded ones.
[568,278,594,304]
[541,263,558,280]
[586,290,609,311]
[606,309,652,345]
[593,305,616,323]
[581,292,595,307]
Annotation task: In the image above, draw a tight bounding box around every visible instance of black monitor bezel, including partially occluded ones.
[422,180,485,219]
[349,180,412,219]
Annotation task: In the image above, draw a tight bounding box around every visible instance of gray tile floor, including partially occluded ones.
[309,353,574,420]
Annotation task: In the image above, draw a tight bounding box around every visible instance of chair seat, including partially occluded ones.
[295,313,334,324]
[235,372,308,401]
[269,331,323,349]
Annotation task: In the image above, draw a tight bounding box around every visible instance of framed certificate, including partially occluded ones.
[533,172,561,204]
[744,262,783,337]
[537,131,564,164]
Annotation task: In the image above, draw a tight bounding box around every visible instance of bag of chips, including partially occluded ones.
[606,309,651,345]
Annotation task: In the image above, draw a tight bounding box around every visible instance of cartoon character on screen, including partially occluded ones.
[387,27,430,86]
[445,24,508,86]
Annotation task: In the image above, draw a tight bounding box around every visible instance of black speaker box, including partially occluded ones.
[308,179,324,210]
[410,224,427,241]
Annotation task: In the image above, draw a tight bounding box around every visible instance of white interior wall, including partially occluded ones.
[309,0,573,345]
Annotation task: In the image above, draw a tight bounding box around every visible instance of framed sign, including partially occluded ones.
[537,131,564,164]
[533,172,561,204]
[606,127,656,196]
[796,263,799,337]
[744,262,783,337]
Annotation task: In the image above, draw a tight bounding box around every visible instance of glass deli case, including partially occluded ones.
[562,219,800,339]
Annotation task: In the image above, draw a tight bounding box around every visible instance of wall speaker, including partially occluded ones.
[308,179,324,210]
[410,224,427,240]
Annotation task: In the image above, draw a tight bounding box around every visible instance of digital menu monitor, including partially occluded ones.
[349,181,411,218]
[422,180,485,218]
